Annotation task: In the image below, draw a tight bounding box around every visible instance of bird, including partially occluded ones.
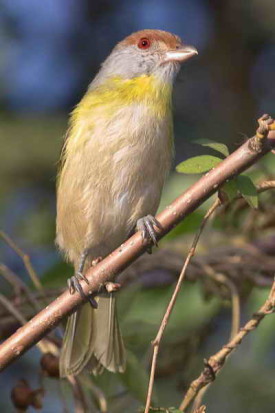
[56,29,197,377]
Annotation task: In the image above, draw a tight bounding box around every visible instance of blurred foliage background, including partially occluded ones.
[0,0,275,412]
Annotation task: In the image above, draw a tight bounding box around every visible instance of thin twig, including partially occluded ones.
[193,406,206,413]
[0,264,21,297]
[79,375,108,412]
[191,268,240,412]
[256,180,275,193]
[194,406,206,413]
[0,230,45,293]
[67,376,89,413]
[191,387,209,413]
[0,263,41,312]
[144,198,221,413]
[228,278,241,339]
[0,292,52,354]
[0,293,28,326]
[0,243,104,411]
[201,265,240,339]
[179,279,275,411]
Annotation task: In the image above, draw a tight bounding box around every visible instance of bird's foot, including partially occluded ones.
[136,215,162,247]
[67,272,97,308]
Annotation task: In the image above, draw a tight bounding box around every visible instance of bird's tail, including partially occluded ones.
[59,293,126,377]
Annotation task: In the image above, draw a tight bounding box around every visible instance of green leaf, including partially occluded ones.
[221,179,238,202]
[237,175,258,209]
[194,138,229,157]
[176,155,222,174]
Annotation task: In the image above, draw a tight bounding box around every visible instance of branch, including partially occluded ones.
[256,180,275,193]
[199,264,240,339]
[1,239,274,339]
[0,263,41,312]
[190,265,241,412]
[0,231,44,293]
[0,292,55,355]
[0,123,274,372]
[144,198,221,413]
[179,278,275,411]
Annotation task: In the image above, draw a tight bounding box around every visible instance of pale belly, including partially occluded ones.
[56,103,173,266]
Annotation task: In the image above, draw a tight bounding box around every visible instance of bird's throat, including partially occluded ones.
[72,75,172,121]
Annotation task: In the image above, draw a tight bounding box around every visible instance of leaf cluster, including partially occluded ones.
[176,139,258,208]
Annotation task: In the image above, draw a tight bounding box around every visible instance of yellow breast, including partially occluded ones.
[72,74,172,120]
[59,74,173,173]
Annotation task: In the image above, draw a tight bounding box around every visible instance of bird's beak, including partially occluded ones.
[163,45,198,64]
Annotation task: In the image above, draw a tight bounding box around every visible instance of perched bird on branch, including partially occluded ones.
[56,29,197,377]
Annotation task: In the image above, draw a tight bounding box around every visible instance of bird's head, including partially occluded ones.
[92,29,198,87]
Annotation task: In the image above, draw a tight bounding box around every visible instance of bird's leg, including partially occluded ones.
[77,249,90,282]
[67,248,98,308]
[136,214,163,247]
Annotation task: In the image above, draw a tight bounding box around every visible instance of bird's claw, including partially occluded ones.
[67,272,97,309]
[76,271,89,284]
[136,215,162,247]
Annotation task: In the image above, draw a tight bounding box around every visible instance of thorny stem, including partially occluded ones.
[144,176,275,412]
[179,279,275,411]
[172,177,275,412]
[186,179,275,412]
[144,198,221,413]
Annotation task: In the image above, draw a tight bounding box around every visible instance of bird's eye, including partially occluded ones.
[138,37,151,49]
